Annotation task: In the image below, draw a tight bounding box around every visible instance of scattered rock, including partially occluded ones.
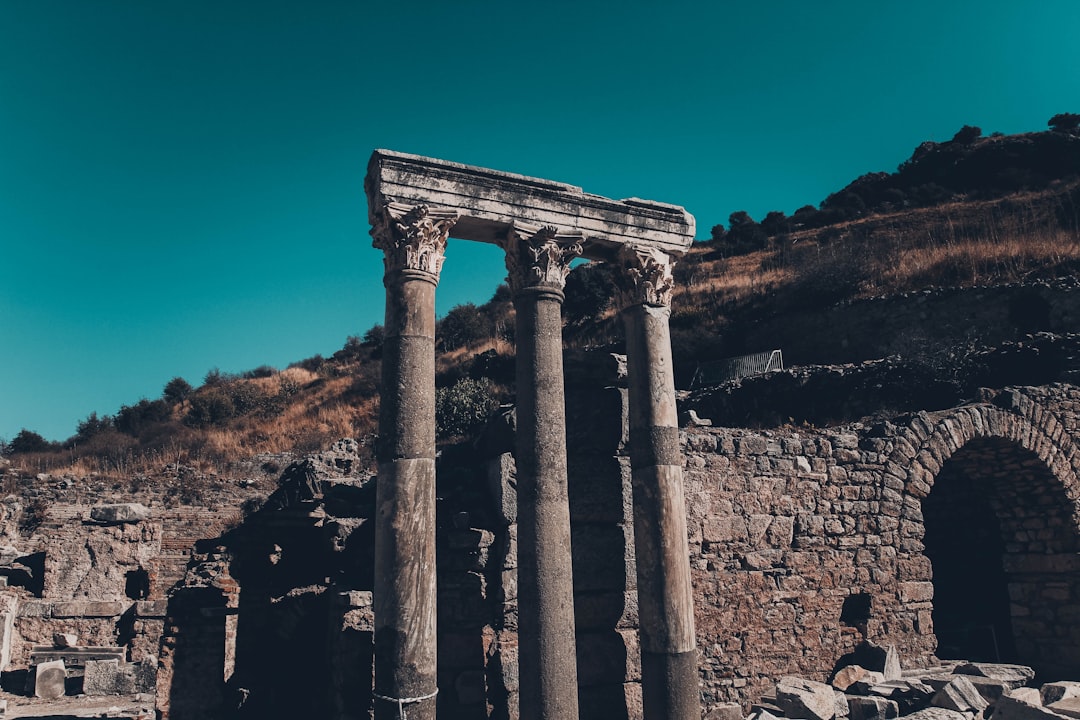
[993,692,1069,720]
[53,632,78,648]
[901,708,972,720]
[707,702,744,720]
[931,675,988,714]
[777,675,838,720]
[847,695,900,720]
[1044,683,1080,706]
[835,665,871,691]
[953,662,1035,690]
[1048,698,1080,720]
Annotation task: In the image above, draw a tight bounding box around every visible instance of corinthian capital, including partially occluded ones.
[614,245,676,309]
[370,202,459,280]
[501,223,583,295]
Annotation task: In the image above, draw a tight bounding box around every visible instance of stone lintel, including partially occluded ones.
[366,149,695,260]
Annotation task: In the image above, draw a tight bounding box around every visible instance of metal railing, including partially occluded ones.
[690,349,784,388]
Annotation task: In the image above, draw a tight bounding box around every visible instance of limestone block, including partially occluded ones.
[1011,688,1045,705]
[90,503,150,523]
[1043,682,1080,706]
[53,632,78,648]
[901,708,971,720]
[884,645,902,680]
[706,702,744,720]
[84,658,120,696]
[993,693,1070,720]
[834,665,870,691]
[836,689,851,718]
[777,676,837,720]
[931,676,988,713]
[954,662,1035,689]
[1048,698,1080,719]
[34,659,66,699]
[847,695,900,720]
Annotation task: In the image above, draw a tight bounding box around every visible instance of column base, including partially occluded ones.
[641,648,701,720]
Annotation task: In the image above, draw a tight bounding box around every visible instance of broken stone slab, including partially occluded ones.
[777,676,838,720]
[89,503,150,524]
[922,673,1010,703]
[931,675,988,714]
[84,658,120,696]
[838,642,902,681]
[1048,698,1080,719]
[1012,688,1045,706]
[706,702,744,720]
[836,690,851,718]
[53,632,78,648]
[834,665,871,691]
[901,708,973,720]
[34,659,66,699]
[993,693,1069,720]
[748,709,784,720]
[857,680,935,715]
[953,662,1035,689]
[1044,683,1080,706]
[884,646,902,681]
[847,695,899,720]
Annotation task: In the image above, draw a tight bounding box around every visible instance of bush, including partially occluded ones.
[242,365,277,379]
[951,125,982,145]
[1049,113,1080,133]
[75,412,113,443]
[563,262,614,324]
[7,429,55,454]
[435,378,499,438]
[184,390,236,428]
[115,399,171,436]
[437,303,491,352]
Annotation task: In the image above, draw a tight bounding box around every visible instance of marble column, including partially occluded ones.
[370,203,458,720]
[501,223,582,720]
[615,245,701,720]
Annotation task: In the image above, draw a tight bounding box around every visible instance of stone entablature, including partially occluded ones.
[365,149,695,260]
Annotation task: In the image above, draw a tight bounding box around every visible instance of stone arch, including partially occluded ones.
[885,394,1080,677]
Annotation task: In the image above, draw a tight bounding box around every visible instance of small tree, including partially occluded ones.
[75,412,113,443]
[8,429,53,454]
[1049,113,1080,133]
[563,262,615,324]
[437,303,491,352]
[184,390,236,428]
[163,377,193,405]
[709,224,727,242]
[435,378,499,438]
[363,324,385,348]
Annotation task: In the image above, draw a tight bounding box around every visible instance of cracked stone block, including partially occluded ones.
[34,659,66,699]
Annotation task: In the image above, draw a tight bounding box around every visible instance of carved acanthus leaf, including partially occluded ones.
[370,202,459,279]
[501,223,583,293]
[614,245,676,308]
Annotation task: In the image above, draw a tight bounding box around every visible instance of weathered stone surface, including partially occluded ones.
[993,693,1069,720]
[777,675,837,720]
[34,659,66,699]
[901,708,971,720]
[367,149,696,259]
[1043,682,1080,706]
[884,646,902,681]
[84,658,120,696]
[1048,697,1080,720]
[953,662,1035,689]
[1012,688,1045,706]
[931,675,988,713]
[90,503,150,523]
[706,702,744,720]
[923,673,1011,703]
[847,695,900,720]
[53,632,78,648]
[834,665,870,691]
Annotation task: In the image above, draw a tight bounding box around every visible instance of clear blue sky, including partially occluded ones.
[2,1,1078,441]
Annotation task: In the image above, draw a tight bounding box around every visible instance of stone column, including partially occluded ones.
[370,203,458,720]
[501,223,582,720]
[615,246,701,720]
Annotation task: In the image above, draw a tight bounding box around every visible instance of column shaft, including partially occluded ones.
[619,248,701,720]
[504,225,581,720]
[371,204,455,720]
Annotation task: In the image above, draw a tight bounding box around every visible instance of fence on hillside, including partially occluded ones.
[690,349,784,389]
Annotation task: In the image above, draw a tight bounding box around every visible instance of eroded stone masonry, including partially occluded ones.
[3,153,1080,720]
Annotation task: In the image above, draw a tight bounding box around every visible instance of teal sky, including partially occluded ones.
[2,1,1078,442]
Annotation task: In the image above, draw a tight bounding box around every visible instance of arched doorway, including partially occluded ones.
[917,430,1080,678]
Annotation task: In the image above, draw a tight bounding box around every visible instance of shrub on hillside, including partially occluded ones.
[435,377,499,438]
[437,303,492,352]
[163,377,193,405]
[115,399,171,436]
[6,429,56,454]
[184,390,236,428]
[564,262,614,324]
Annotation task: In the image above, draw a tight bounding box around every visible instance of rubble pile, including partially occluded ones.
[735,644,1080,720]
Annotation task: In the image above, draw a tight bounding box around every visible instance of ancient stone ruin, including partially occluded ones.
[4,153,1080,720]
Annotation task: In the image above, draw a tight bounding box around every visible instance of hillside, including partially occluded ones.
[4,118,1080,483]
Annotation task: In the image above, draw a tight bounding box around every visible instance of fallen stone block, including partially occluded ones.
[859,680,935,714]
[34,659,66,699]
[1048,698,1080,720]
[84,658,120,696]
[748,710,784,720]
[953,662,1035,690]
[89,503,150,524]
[847,695,899,720]
[931,675,988,714]
[993,693,1069,720]
[706,702,744,720]
[834,665,870,691]
[777,676,838,720]
[884,646,902,681]
[836,690,851,718]
[1049,699,1080,720]
[1044,683,1080,706]
[1012,688,1044,706]
[902,708,972,720]
[924,673,1010,704]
